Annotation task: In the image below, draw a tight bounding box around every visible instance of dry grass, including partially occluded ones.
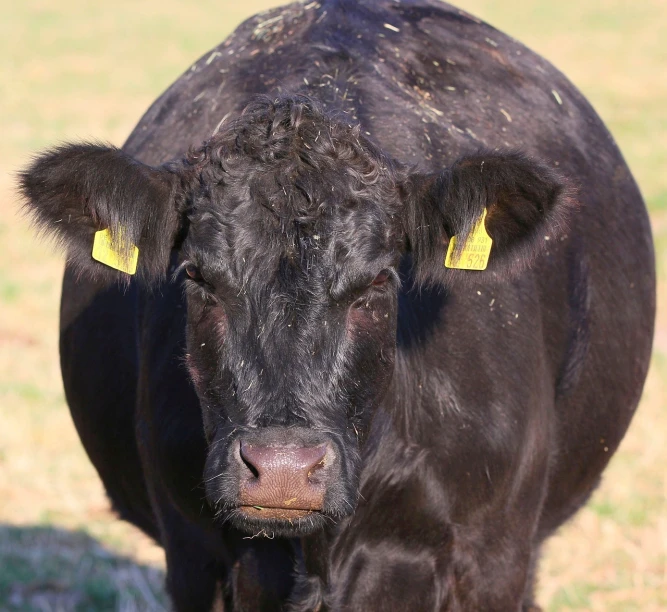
[1,0,665,610]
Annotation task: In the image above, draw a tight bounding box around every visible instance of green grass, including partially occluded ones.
[0,279,20,304]
[649,190,667,212]
[549,581,597,610]
[589,496,652,528]
[1,0,665,610]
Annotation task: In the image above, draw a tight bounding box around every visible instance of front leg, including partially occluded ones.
[151,495,225,612]
[224,531,298,612]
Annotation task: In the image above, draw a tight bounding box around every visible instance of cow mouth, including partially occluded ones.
[229,504,331,536]
[238,505,321,520]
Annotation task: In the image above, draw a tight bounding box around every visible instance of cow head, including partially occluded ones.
[20,95,573,537]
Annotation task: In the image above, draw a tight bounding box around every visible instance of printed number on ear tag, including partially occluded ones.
[444,208,493,271]
[92,228,139,275]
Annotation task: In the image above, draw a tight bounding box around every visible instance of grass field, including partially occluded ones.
[1,0,665,609]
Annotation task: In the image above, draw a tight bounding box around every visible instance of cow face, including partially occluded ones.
[20,95,572,537]
[179,99,404,535]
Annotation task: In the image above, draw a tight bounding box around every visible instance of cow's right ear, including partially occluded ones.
[19,143,184,283]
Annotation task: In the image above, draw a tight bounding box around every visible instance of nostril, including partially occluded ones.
[305,446,328,482]
[239,442,260,479]
[241,456,260,479]
[307,459,325,482]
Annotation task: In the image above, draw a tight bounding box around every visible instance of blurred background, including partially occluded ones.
[1,0,665,610]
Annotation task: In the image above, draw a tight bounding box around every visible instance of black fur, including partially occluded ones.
[19,1,654,610]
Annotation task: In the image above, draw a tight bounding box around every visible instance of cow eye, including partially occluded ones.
[372,269,391,287]
[185,263,202,282]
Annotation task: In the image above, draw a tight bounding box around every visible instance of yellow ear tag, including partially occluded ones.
[444,208,493,270]
[92,228,139,275]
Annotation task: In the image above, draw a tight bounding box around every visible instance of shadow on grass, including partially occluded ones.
[0,524,168,611]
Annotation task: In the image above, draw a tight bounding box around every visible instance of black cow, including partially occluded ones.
[20,1,654,610]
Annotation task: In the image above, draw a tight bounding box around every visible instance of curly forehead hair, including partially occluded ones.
[184,95,404,225]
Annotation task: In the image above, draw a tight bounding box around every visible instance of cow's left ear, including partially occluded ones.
[400,150,576,285]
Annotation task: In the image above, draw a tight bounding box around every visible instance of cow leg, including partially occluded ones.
[521,544,543,612]
[146,489,224,612]
[223,535,297,612]
[161,518,223,611]
[166,556,221,612]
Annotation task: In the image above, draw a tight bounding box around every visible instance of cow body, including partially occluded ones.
[23,1,653,610]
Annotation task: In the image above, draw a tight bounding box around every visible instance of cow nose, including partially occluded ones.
[238,442,329,514]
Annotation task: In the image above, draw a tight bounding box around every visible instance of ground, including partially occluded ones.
[1,1,665,610]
